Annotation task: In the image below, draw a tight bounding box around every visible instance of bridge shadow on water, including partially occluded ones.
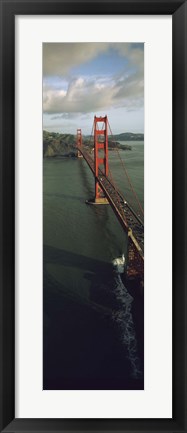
[44,243,111,274]
[43,244,144,390]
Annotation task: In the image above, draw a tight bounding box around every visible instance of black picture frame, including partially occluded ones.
[0,0,186,432]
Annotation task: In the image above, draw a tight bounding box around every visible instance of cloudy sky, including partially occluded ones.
[43,43,144,135]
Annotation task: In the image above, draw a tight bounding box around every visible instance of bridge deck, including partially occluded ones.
[77,147,144,261]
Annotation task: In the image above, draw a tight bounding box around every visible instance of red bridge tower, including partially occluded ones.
[77,128,83,158]
[94,115,109,204]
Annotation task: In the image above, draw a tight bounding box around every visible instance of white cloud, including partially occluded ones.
[43,43,144,116]
[43,43,109,76]
[43,76,118,114]
[43,72,143,115]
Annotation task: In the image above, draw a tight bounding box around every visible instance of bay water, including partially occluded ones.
[43,141,144,390]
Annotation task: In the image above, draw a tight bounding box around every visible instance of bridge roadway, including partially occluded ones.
[77,147,144,261]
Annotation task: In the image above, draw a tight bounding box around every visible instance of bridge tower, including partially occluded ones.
[94,115,109,204]
[77,129,83,158]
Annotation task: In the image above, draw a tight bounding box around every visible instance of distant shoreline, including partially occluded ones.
[43,130,143,158]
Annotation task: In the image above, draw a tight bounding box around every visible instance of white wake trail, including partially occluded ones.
[112,268,141,378]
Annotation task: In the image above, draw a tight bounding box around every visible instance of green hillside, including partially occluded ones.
[43,130,143,157]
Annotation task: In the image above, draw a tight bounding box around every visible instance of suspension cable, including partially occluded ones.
[87,121,94,150]
[107,119,144,218]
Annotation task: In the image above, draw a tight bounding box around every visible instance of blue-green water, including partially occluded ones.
[43,141,144,390]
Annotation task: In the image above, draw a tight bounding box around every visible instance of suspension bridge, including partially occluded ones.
[76,115,144,282]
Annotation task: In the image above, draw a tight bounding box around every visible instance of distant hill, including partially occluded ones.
[43,130,143,158]
[112,132,144,141]
[43,131,75,157]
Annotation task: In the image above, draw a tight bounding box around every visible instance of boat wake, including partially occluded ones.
[112,253,125,274]
[112,257,141,378]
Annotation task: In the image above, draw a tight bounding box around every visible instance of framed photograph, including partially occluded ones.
[0,1,186,432]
